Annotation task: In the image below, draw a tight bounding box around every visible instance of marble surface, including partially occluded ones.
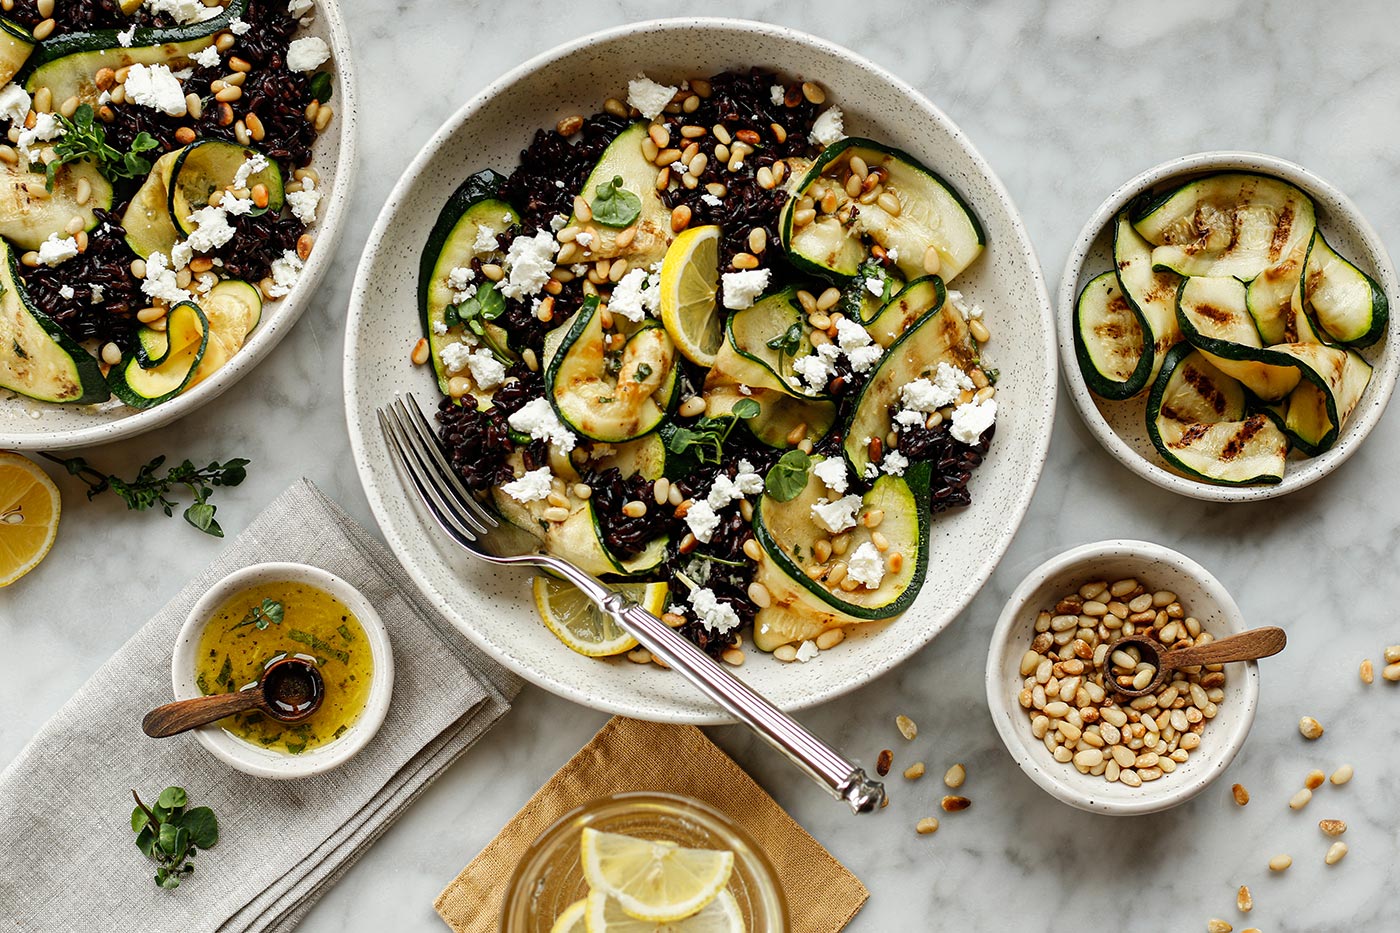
[4,0,1399,929]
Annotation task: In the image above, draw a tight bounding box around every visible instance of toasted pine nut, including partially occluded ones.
[1330,764,1354,785]
[902,762,925,780]
[1361,658,1375,683]
[1232,783,1250,806]
[670,204,691,232]
[894,714,917,740]
[100,342,122,366]
[1325,842,1348,865]
[1289,788,1312,810]
[816,628,844,650]
[940,796,970,812]
[1320,819,1347,836]
[678,395,706,418]
[944,763,966,788]
[915,817,939,835]
[136,306,167,324]
[1299,716,1324,740]
[1268,854,1292,872]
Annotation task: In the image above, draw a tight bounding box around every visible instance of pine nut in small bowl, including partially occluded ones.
[1058,151,1399,501]
[985,540,1262,815]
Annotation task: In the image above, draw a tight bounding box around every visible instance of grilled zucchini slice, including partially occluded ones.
[1112,209,1181,384]
[1176,275,1300,401]
[0,238,108,404]
[1303,230,1388,347]
[1073,271,1151,400]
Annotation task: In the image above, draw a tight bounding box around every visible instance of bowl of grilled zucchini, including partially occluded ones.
[1058,151,1398,501]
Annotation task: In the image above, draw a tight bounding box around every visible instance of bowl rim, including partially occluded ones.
[170,561,394,780]
[0,0,360,451]
[1056,149,1400,502]
[984,539,1259,816]
[342,16,1058,723]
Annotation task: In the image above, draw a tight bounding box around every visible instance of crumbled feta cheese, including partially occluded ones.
[548,213,567,231]
[191,44,221,69]
[689,586,740,634]
[58,285,75,300]
[507,397,577,453]
[117,25,136,47]
[0,85,30,126]
[811,494,862,534]
[846,542,886,588]
[950,398,997,445]
[499,231,558,300]
[669,160,687,174]
[573,231,593,249]
[769,84,785,106]
[140,251,192,303]
[684,500,721,544]
[286,36,331,72]
[901,362,974,411]
[184,205,237,252]
[626,74,677,120]
[705,465,764,510]
[36,234,78,267]
[143,0,221,25]
[265,249,305,298]
[738,384,752,396]
[89,284,105,303]
[124,64,188,117]
[846,344,883,373]
[465,348,506,389]
[431,321,447,336]
[794,640,820,663]
[17,112,63,160]
[865,274,886,298]
[170,241,193,270]
[886,246,899,263]
[287,0,315,16]
[700,193,723,207]
[721,268,771,310]
[285,177,321,225]
[608,268,659,322]
[792,343,840,391]
[446,266,475,291]
[471,226,499,255]
[835,317,872,351]
[501,467,552,504]
[439,341,473,374]
[881,449,909,476]
[893,409,926,430]
[863,462,879,479]
[232,152,268,190]
[812,457,848,494]
[809,106,845,147]
[228,16,251,35]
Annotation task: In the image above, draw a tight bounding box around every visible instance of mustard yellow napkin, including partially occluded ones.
[435,716,867,933]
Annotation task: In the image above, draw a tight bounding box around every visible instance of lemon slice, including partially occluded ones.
[0,453,60,588]
[534,577,667,657]
[581,829,736,924]
[659,224,723,367]
[552,898,589,933]
[584,890,744,933]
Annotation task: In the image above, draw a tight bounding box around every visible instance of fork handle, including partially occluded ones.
[601,593,885,814]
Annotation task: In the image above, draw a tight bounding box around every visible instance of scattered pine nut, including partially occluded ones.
[1385,644,1400,663]
[876,749,892,776]
[895,714,917,740]
[1268,854,1292,872]
[1360,658,1374,684]
[1236,885,1252,913]
[1207,920,1232,933]
[1304,769,1325,790]
[1383,662,1400,682]
[1324,841,1348,865]
[1330,764,1354,785]
[915,817,939,835]
[1231,783,1250,806]
[944,763,966,789]
[410,338,430,366]
[1288,788,1312,810]
[940,795,971,812]
[1319,819,1347,836]
[902,762,925,780]
[1298,716,1324,740]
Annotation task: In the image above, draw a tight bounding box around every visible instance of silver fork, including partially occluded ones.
[378,393,885,814]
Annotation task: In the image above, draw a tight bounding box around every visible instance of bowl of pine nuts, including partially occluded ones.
[986,539,1261,815]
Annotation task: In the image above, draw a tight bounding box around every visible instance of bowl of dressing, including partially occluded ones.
[171,562,394,779]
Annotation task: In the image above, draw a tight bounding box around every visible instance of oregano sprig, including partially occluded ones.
[40,452,248,537]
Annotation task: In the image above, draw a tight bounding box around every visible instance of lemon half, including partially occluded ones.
[0,453,60,587]
[659,225,724,367]
[534,577,667,657]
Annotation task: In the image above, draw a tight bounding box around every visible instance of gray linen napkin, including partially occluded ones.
[0,479,519,932]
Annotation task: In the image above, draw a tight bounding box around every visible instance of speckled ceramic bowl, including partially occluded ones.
[171,562,393,780]
[344,19,1056,724]
[986,540,1260,815]
[0,2,358,451]
[1058,151,1399,501]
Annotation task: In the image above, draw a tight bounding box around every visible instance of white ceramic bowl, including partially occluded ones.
[344,18,1057,724]
[1058,151,1399,502]
[986,540,1260,815]
[170,562,393,779]
[0,4,359,450]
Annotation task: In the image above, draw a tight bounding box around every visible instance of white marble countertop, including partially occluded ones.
[5,1,1399,929]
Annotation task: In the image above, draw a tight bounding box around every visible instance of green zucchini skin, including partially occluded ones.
[416,169,509,325]
[0,242,109,404]
[1073,270,1151,400]
[107,301,209,409]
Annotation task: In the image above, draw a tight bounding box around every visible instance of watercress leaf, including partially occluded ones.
[589,175,641,227]
[157,821,181,856]
[180,807,219,849]
[135,826,156,859]
[308,71,332,104]
[441,304,461,327]
[732,398,761,420]
[157,786,187,811]
[131,807,149,834]
[765,450,811,502]
[475,283,505,320]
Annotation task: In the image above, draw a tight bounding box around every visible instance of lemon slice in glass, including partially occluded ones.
[551,898,588,933]
[584,889,744,932]
[580,828,736,924]
[533,577,667,657]
[0,452,60,587]
[659,224,724,367]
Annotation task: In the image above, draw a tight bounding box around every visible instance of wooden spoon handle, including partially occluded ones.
[142,691,263,738]
[1165,626,1287,669]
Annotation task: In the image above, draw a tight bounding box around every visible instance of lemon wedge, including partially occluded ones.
[584,889,744,933]
[659,224,724,367]
[580,828,736,924]
[0,452,60,587]
[534,577,667,657]
[551,898,589,933]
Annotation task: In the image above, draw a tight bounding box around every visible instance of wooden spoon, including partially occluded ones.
[1103,626,1287,698]
[142,656,325,738]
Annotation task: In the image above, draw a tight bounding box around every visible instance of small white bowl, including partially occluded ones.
[171,562,394,780]
[985,540,1259,815]
[1057,151,1400,502]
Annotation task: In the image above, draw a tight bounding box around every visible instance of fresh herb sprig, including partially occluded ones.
[444,282,506,335]
[764,449,811,502]
[42,104,159,191]
[765,321,804,376]
[589,175,642,227]
[130,787,219,890]
[40,453,248,537]
[231,598,285,631]
[662,397,760,467]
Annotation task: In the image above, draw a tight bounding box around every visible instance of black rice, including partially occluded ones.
[16,209,145,346]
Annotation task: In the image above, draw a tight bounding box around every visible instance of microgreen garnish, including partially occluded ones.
[308,71,333,104]
[231,598,285,632]
[43,105,159,191]
[633,362,653,382]
[131,787,219,890]
[40,453,248,537]
[764,449,811,502]
[661,399,760,467]
[589,175,642,227]
[444,282,506,335]
[765,320,804,374]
